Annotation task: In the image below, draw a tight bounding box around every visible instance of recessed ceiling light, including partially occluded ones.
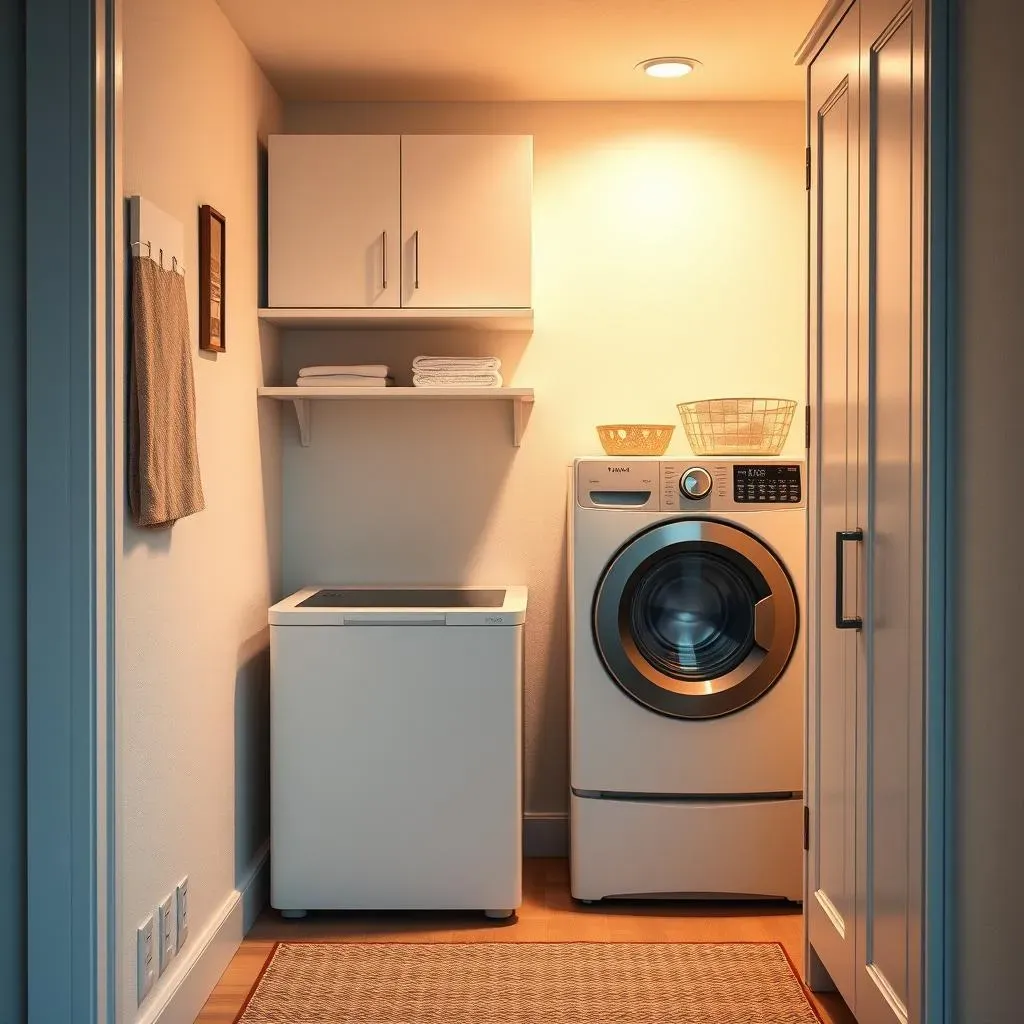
[637,57,700,79]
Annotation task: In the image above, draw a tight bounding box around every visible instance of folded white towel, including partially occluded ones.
[413,372,503,388]
[412,356,501,373]
[298,364,390,379]
[296,375,394,388]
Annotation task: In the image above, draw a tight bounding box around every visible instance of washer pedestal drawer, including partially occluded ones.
[570,792,803,903]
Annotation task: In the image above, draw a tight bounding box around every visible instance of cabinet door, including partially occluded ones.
[401,135,532,309]
[807,2,861,1010]
[268,135,401,308]
[856,1,926,1021]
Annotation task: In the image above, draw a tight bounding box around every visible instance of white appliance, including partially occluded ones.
[269,585,528,919]
[570,457,805,902]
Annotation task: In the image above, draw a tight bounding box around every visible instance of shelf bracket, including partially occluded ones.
[291,398,312,447]
[513,395,534,447]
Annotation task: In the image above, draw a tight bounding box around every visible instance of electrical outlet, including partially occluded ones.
[137,915,156,1004]
[176,876,190,950]
[158,893,175,973]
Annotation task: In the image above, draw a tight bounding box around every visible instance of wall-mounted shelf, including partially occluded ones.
[258,386,535,447]
[258,308,534,332]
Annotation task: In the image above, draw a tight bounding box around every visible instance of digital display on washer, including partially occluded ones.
[733,464,802,504]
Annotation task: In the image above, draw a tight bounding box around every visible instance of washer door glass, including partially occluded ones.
[594,519,798,719]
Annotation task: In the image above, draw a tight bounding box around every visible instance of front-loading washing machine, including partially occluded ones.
[570,457,805,902]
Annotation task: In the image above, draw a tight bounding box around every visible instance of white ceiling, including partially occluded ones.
[215,0,821,102]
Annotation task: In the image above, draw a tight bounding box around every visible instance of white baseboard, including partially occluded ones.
[524,811,569,857]
[242,840,271,932]
[138,843,270,1024]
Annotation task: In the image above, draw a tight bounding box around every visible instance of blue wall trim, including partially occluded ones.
[0,0,27,1021]
[25,0,106,1020]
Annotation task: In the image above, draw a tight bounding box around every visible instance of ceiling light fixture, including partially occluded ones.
[637,57,700,79]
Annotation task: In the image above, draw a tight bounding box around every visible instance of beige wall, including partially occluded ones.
[121,0,281,1017]
[279,101,807,819]
[953,0,1024,1018]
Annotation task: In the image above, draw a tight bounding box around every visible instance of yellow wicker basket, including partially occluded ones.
[677,398,797,456]
[596,424,676,457]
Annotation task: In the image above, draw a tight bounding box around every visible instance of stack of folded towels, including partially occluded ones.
[412,355,503,389]
[295,365,393,388]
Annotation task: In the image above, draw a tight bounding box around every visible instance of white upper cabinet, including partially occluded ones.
[400,135,533,309]
[268,134,401,308]
[268,134,532,312]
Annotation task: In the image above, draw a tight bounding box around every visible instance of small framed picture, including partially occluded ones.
[199,204,226,352]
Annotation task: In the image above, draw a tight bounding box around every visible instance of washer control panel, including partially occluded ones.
[576,458,804,512]
[661,462,730,510]
[733,464,802,504]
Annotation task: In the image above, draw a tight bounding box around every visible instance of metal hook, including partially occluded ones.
[131,239,184,274]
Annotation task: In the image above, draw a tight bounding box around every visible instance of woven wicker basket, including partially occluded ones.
[596,424,675,457]
[677,398,797,456]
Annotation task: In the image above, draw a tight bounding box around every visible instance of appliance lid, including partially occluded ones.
[269,585,527,626]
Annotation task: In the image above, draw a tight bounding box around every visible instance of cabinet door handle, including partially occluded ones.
[413,230,420,290]
[835,529,864,630]
[381,230,388,291]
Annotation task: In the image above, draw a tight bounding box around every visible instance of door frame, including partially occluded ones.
[797,0,953,1020]
[923,0,954,1019]
[23,0,954,1018]
[24,0,117,1020]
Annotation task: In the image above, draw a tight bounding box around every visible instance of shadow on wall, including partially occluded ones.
[235,629,271,884]
[257,141,269,308]
[124,516,174,554]
[281,406,519,590]
[526,518,569,815]
[275,70,516,105]
[259,318,283,602]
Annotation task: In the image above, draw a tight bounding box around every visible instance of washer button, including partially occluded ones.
[680,467,713,500]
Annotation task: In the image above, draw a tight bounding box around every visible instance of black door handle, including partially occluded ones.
[835,529,863,630]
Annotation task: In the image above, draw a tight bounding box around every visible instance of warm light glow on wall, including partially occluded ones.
[558,135,723,236]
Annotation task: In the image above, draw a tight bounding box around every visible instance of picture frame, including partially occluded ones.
[199,204,226,352]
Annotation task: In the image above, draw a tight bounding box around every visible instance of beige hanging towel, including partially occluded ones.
[129,256,205,527]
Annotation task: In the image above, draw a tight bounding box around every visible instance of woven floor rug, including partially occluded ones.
[234,941,823,1023]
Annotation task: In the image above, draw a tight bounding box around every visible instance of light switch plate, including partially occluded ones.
[137,915,156,1003]
[158,894,175,973]
[176,876,190,950]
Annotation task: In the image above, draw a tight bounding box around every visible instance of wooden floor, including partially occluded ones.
[196,858,855,1023]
